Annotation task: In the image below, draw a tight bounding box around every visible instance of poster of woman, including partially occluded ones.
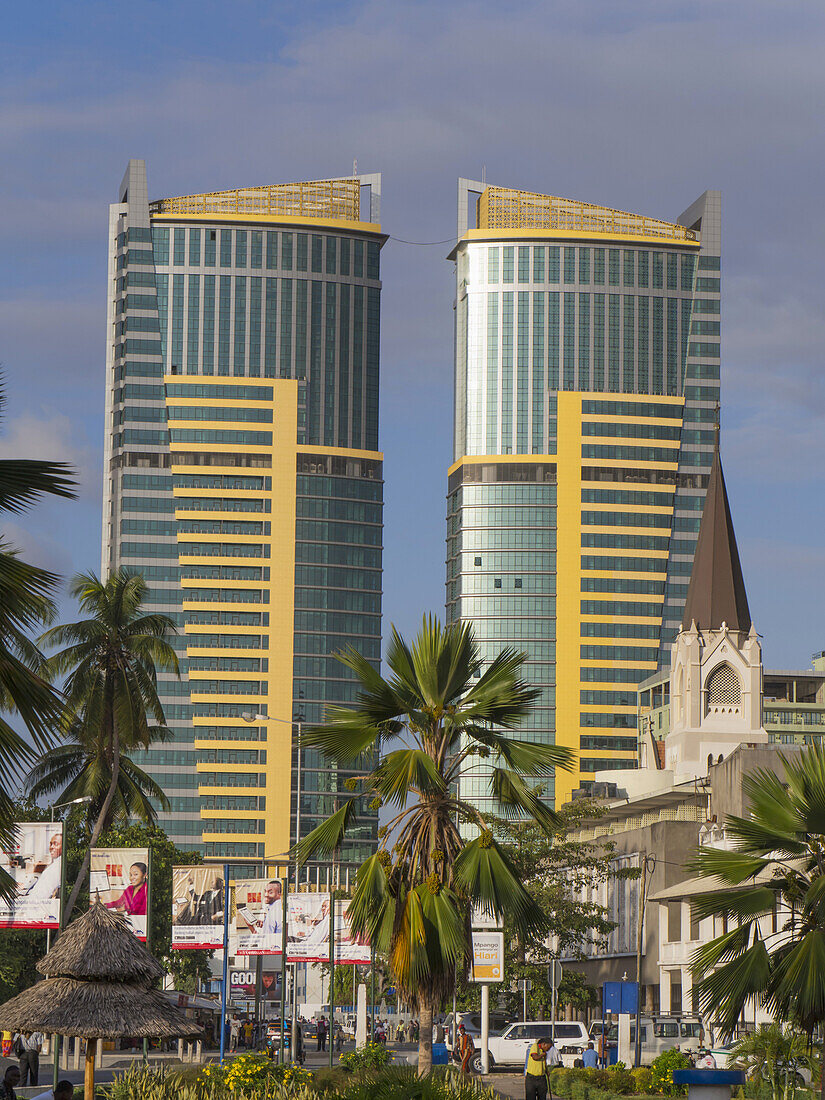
[0,823,63,929]
[89,847,149,940]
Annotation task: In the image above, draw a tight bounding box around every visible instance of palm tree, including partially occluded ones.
[296,616,575,1073]
[690,743,825,1100]
[0,378,74,895]
[730,1024,812,1100]
[26,729,170,832]
[37,569,179,922]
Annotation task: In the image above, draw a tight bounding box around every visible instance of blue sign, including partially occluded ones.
[603,980,638,1015]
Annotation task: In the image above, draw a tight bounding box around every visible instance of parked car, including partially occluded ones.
[470,1020,590,1073]
[443,1010,511,1051]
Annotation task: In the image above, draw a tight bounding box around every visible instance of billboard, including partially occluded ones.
[288,894,370,964]
[234,886,371,962]
[0,823,63,929]
[171,866,225,949]
[470,930,504,982]
[235,879,284,956]
[229,968,282,1003]
[90,847,149,940]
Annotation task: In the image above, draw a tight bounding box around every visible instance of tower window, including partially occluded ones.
[706,663,741,713]
[494,578,502,589]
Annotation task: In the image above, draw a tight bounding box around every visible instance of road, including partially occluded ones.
[0,1045,525,1098]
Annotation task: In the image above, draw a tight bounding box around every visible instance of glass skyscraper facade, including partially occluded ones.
[447,183,721,807]
[102,161,382,875]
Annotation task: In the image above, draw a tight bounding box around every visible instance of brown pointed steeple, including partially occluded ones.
[681,440,751,633]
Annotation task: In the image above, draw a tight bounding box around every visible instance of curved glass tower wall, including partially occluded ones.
[102,161,383,876]
[447,182,721,807]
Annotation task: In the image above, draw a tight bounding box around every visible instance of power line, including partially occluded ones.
[387,234,459,247]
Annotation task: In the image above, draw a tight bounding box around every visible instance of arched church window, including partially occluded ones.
[706,663,741,715]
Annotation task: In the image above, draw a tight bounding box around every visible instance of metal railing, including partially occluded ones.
[477,187,698,241]
[150,178,361,221]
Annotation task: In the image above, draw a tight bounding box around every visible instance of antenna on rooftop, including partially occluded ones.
[353,158,358,178]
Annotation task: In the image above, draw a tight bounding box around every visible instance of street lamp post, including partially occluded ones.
[48,795,92,1088]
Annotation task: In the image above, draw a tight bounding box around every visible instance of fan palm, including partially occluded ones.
[36,569,179,922]
[690,743,825,1100]
[730,1024,812,1100]
[296,615,575,1073]
[0,378,75,895]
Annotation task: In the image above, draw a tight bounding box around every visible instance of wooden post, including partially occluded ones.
[85,1038,96,1099]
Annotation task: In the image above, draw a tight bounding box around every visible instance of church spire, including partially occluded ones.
[681,438,751,633]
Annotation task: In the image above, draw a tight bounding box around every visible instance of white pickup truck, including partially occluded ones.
[470,1021,590,1073]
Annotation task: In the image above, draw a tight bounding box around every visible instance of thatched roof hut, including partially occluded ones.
[0,902,201,1094]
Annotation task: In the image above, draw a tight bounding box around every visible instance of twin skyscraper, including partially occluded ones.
[102,162,720,875]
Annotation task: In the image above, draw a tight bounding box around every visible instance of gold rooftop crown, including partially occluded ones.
[150,177,362,221]
[477,186,697,241]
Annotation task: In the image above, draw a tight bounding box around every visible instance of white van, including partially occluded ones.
[602,1016,705,1066]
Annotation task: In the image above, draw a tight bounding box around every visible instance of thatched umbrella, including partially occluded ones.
[0,902,201,1097]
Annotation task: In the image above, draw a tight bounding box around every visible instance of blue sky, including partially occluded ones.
[2,0,825,670]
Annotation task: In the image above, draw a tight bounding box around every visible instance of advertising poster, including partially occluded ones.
[171,866,225,949]
[235,878,283,956]
[0,822,63,929]
[229,969,282,1003]
[470,930,504,982]
[286,894,370,964]
[90,847,149,940]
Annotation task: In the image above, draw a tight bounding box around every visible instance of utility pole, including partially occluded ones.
[634,855,656,1068]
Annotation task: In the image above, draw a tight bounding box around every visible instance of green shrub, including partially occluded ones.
[631,1067,653,1093]
[551,1068,575,1097]
[606,1066,635,1094]
[338,1041,392,1074]
[650,1049,691,1096]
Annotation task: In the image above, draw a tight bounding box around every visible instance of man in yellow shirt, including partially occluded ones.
[524,1037,554,1100]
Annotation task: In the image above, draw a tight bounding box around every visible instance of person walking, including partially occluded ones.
[455,1023,475,1075]
[317,1015,327,1052]
[229,1019,239,1052]
[335,1022,343,1053]
[524,1037,554,1100]
[294,1022,304,1066]
[15,1032,43,1087]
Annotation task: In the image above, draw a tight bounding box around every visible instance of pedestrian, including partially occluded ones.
[413,1019,419,1042]
[524,1037,554,1100]
[317,1015,327,1052]
[396,1022,405,1043]
[294,1022,304,1066]
[15,1032,43,1086]
[229,1019,239,1052]
[31,1078,74,1100]
[582,1041,598,1069]
[407,1020,415,1043]
[455,1023,475,1074]
[335,1022,343,1053]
